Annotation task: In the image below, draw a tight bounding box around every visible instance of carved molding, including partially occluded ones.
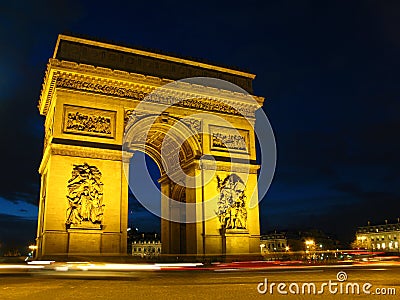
[200,162,259,174]
[215,174,247,230]
[50,144,122,161]
[38,58,262,117]
[66,163,105,229]
[57,77,148,101]
[57,76,254,117]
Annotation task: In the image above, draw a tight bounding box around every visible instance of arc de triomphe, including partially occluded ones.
[35,34,264,258]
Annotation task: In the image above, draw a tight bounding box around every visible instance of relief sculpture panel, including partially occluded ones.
[215,174,248,230]
[63,105,116,138]
[210,125,249,153]
[66,163,105,229]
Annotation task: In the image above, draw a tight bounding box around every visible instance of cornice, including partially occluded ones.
[49,143,122,162]
[38,59,264,116]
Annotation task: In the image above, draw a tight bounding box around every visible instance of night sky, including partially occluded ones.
[1,1,400,252]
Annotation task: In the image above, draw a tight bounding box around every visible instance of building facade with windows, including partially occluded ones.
[130,233,162,258]
[132,240,162,258]
[260,232,288,254]
[356,222,400,252]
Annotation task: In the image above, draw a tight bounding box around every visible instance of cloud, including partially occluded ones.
[0,213,37,253]
[0,197,38,220]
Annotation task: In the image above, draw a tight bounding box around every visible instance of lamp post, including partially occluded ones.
[27,245,37,261]
[260,243,265,256]
[28,245,38,251]
[305,240,315,260]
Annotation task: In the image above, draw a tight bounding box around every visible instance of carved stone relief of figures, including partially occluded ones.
[124,109,135,128]
[212,132,247,151]
[180,118,202,143]
[66,163,105,229]
[56,77,255,117]
[66,112,111,134]
[209,125,249,153]
[63,105,116,138]
[215,174,247,230]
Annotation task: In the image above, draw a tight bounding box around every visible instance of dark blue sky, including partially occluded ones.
[1,0,400,251]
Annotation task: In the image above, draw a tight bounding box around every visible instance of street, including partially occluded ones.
[0,263,399,299]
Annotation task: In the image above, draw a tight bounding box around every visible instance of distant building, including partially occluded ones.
[3,249,21,257]
[130,232,161,258]
[260,232,288,254]
[286,230,342,251]
[355,221,400,252]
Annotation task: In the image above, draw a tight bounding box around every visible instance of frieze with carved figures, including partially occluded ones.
[210,125,249,153]
[63,105,116,138]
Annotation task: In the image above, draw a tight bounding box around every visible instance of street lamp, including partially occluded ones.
[28,245,38,251]
[305,240,315,249]
[305,240,315,260]
[260,243,265,254]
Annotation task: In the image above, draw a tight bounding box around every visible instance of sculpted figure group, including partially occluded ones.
[216,174,248,230]
[66,163,105,227]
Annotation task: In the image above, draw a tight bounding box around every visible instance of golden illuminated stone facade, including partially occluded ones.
[36,34,264,258]
[356,222,400,252]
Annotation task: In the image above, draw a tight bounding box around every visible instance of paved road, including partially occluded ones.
[0,264,399,300]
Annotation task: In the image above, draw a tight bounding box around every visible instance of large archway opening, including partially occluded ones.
[127,152,161,255]
[123,115,201,256]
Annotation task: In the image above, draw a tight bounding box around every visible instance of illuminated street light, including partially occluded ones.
[28,245,38,251]
[304,240,315,260]
[285,246,290,251]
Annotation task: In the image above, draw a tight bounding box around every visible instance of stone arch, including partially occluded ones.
[35,34,263,259]
[124,114,202,175]
[123,114,201,255]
